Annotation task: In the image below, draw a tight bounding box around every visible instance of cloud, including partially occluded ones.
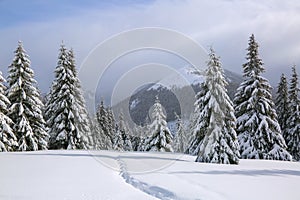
[0,0,299,92]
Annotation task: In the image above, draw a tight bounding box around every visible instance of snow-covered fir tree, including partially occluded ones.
[173,113,187,153]
[120,113,133,151]
[88,117,97,149]
[275,73,289,140]
[85,115,97,149]
[130,125,138,151]
[96,100,112,149]
[144,96,173,152]
[113,113,133,151]
[113,123,124,151]
[90,116,106,150]
[107,107,116,144]
[195,48,240,164]
[96,100,107,132]
[0,71,18,151]
[234,35,291,161]
[68,49,92,148]
[87,116,96,148]
[7,41,48,151]
[133,124,149,151]
[286,65,300,160]
[45,44,88,150]
[186,82,209,156]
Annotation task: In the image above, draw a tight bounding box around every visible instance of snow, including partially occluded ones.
[147,66,205,92]
[130,98,140,110]
[0,150,155,200]
[147,83,166,91]
[0,150,299,200]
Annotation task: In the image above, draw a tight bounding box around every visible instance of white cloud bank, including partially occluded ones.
[0,0,299,91]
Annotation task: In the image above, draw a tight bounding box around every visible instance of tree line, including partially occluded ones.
[0,35,299,165]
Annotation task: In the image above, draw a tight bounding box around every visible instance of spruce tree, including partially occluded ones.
[90,116,106,150]
[68,49,92,149]
[45,44,88,149]
[7,41,48,151]
[113,113,133,151]
[234,35,291,160]
[107,107,116,144]
[131,124,142,151]
[113,122,124,151]
[195,48,240,164]
[136,124,149,151]
[142,124,152,151]
[286,65,300,160]
[86,116,95,149]
[120,113,133,151]
[275,74,289,141]
[186,82,209,156]
[173,113,187,153]
[144,96,173,152]
[96,101,112,149]
[0,71,18,151]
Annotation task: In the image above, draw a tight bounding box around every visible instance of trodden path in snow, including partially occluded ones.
[117,156,179,200]
[118,152,229,200]
[126,153,300,200]
[1,150,300,200]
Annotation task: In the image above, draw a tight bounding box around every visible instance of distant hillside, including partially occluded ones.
[112,68,243,126]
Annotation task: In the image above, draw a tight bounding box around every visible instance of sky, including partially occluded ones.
[0,0,300,94]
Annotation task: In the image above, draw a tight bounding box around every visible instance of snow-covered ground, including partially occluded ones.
[0,150,299,200]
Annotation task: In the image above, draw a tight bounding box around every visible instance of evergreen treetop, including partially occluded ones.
[7,41,48,151]
[144,96,173,152]
[45,43,88,150]
[275,73,289,140]
[286,65,300,160]
[195,48,240,164]
[234,35,291,161]
[173,113,187,153]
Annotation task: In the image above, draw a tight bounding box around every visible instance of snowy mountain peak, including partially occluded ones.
[147,66,205,91]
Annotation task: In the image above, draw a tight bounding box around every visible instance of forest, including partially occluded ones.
[0,34,299,164]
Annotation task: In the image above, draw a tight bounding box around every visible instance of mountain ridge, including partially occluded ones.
[112,67,243,126]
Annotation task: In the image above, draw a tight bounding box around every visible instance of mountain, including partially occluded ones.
[112,67,243,127]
